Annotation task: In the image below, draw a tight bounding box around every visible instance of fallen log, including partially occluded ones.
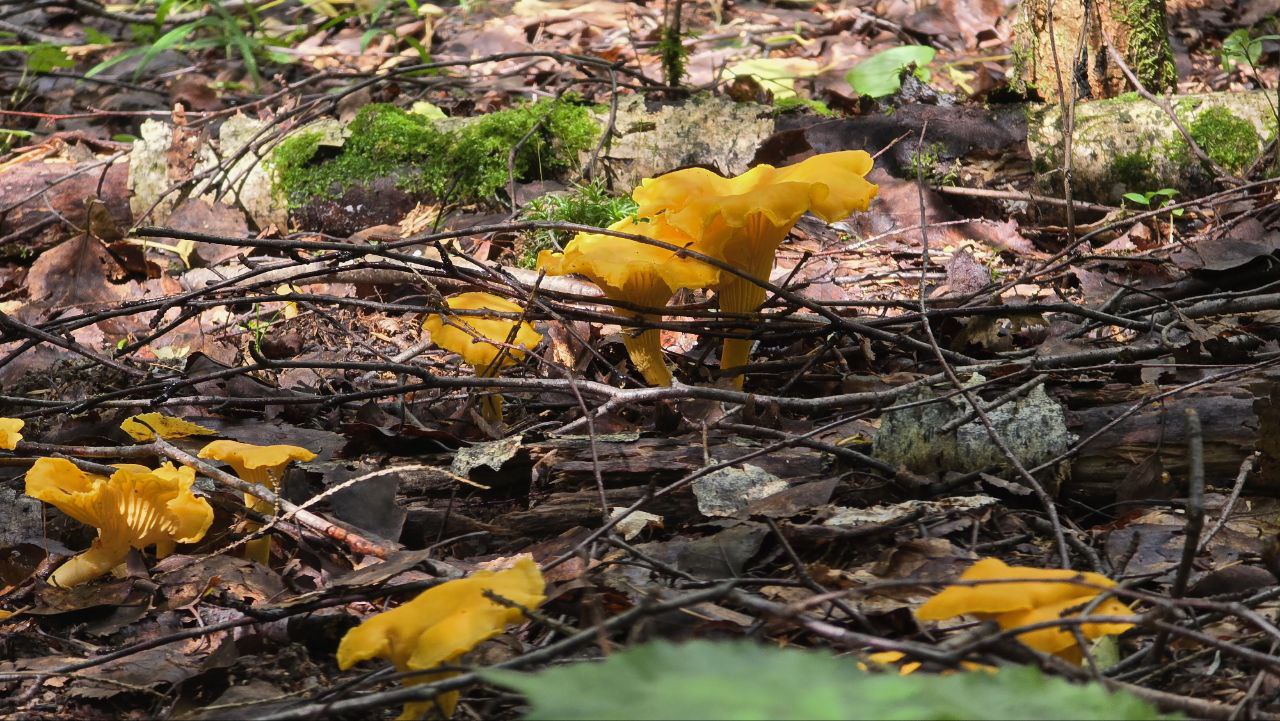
[1064,377,1273,498]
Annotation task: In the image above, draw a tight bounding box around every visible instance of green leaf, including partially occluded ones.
[24,44,73,73]
[846,45,936,98]
[725,57,821,101]
[82,26,112,45]
[403,35,431,64]
[484,640,1171,721]
[1122,192,1151,205]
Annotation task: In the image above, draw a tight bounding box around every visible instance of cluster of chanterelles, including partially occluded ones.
[413,152,877,423]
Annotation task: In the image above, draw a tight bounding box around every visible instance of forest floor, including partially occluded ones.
[3,0,1280,718]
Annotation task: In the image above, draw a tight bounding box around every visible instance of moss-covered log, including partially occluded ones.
[1029,91,1277,203]
[1014,0,1176,102]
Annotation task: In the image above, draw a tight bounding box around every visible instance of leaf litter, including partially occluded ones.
[1,0,1279,718]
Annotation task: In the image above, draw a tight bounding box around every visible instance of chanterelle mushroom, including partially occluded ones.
[25,458,213,587]
[338,556,546,720]
[197,440,316,564]
[632,151,878,387]
[915,557,1134,664]
[538,216,719,386]
[422,292,543,423]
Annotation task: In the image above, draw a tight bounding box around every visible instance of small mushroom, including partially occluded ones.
[0,418,23,450]
[197,440,316,565]
[337,556,546,720]
[24,458,213,587]
[915,557,1134,663]
[632,151,878,387]
[422,292,543,422]
[538,216,719,386]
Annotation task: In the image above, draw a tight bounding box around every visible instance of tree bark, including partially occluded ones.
[1014,0,1177,102]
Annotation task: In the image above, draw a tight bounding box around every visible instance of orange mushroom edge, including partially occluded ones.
[915,557,1135,663]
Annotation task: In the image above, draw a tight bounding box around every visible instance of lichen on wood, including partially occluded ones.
[872,374,1076,478]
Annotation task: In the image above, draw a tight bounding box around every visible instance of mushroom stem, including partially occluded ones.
[621,315,672,387]
[239,467,278,565]
[50,538,129,588]
[476,363,504,424]
[717,237,776,389]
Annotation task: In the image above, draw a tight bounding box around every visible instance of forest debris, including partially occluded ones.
[148,198,251,267]
[311,460,408,542]
[676,521,769,578]
[692,465,788,518]
[824,494,999,529]
[609,508,663,540]
[451,435,523,477]
[0,487,45,549]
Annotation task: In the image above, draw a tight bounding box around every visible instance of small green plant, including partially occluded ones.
[1122,187,1183,216]
[1219,28,1280,74]
[660,19,691,87]
[0,128,33,154]
[1124,187,1183,244]
[87,0,291,87]
[517,180,638,268]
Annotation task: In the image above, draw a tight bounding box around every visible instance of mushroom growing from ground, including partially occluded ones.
[915,557,1134,663]
[422,292,543,423]
[632,151,878,387]
[25,458,214,587]
[337,556,546,720]
[538,216,719,386]
[197,440,316,565]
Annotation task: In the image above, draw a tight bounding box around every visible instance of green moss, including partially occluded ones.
[1115,0,1177,93]
[657,23,687,88]
[772,96,835,117]
[273,98,599,209]
[1185,106,1261,174]
[1111,150,1154,188]
[907,142,958,185]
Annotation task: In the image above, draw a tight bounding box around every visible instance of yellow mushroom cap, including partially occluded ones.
[422,292,544,372]
[770,150,879,221]
[915,557,1120,619]
[337,556,546,718]
[996,595,1136,657]
[632,152,879,260]
[0,418,23,450]
[914,557,1134,662]
[197,440,317,477]
[25,458,214,556]
[536,216,721,306]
